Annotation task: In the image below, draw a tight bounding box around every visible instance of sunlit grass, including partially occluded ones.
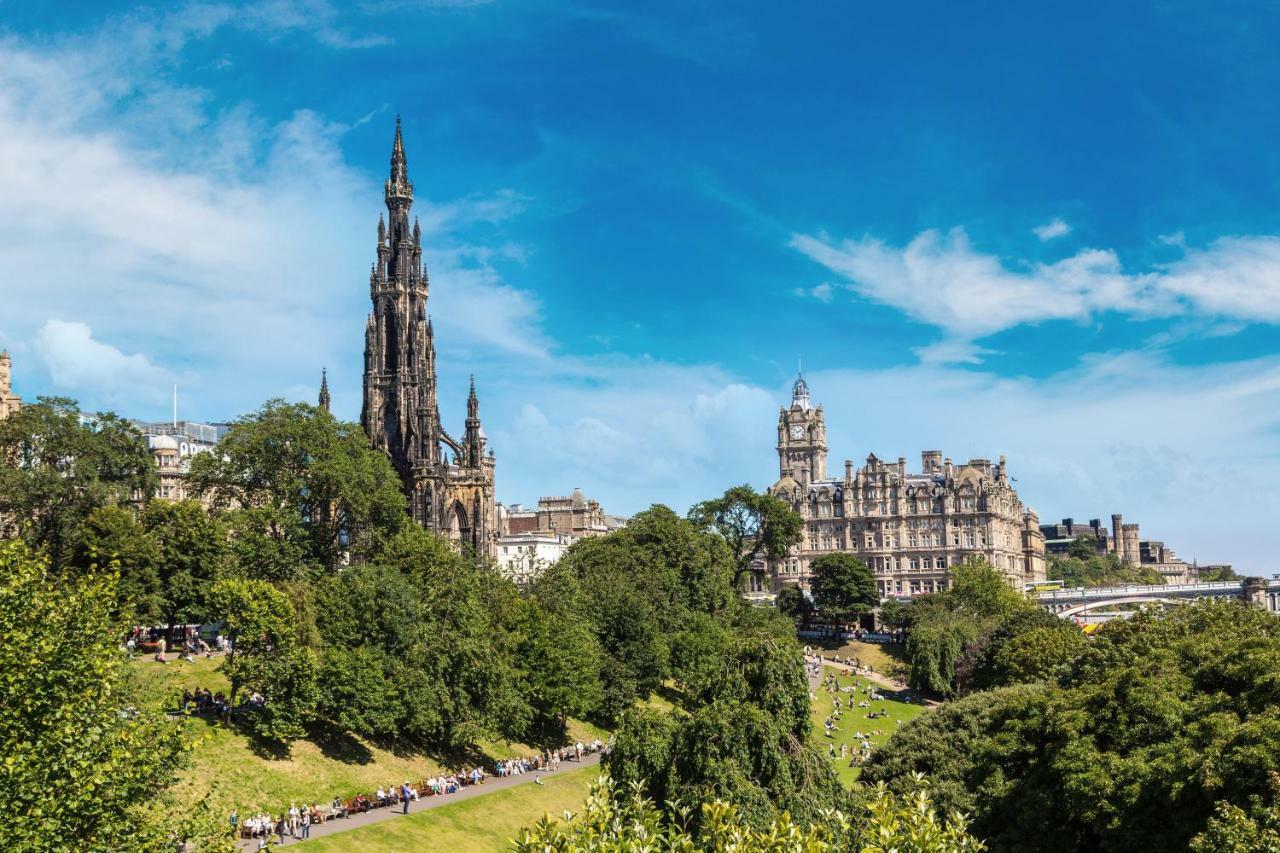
[808,668,926,786]
[301,766,596,852]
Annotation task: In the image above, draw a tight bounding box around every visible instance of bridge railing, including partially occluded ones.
[1033,581,1243,602]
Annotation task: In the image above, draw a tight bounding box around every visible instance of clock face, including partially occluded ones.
[790,424,806,440]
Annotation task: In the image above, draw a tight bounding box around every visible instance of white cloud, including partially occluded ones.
[1033,217,1071,241]
[0,18,544,418]
[912,339,994,365]
[33,321,177,406]
[789,227,1172,341]
[791,226,1280,350]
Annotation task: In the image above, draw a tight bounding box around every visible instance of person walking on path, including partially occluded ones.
[401,783,411,815]
[300,811,310,840]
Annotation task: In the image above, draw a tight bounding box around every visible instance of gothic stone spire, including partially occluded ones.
[318,367,331,413]
[385,115,413,203]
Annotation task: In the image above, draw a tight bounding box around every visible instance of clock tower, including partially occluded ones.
[777,371,827,487]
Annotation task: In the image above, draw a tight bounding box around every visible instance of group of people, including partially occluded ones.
[178,687,232,722]
[125,626,231,663]
[230,740,606,846]
[495,740,602,780]
[811,658,908,769]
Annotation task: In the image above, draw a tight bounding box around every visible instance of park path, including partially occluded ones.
[234,752,603,849]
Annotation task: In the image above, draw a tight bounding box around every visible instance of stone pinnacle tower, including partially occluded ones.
[360,117,496,557]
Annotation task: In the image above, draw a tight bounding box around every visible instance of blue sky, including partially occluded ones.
[1,1,1279,569]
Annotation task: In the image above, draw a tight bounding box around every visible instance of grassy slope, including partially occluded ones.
[809,639,909,679]
[129,656,609,818]
[808,668,926,787]
[302,767,595,852]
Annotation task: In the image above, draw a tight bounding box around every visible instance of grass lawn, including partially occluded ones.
[128,656,608,819]
[809,668,926,787]
[302,766,597,852]
[809,639,909,679]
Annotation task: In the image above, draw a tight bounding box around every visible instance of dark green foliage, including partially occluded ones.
[0,397,155,569]
[515,598,604,739]
[775,583,813,622]
[143,499,229,626]
[211,578,318,745]
[900,558,1038,696]
[189,400,406,572]
[955,607,1083,693]
[869,600,1280,852]
[606,630,851,830]
[0,540,216,849]
[809,553,878,623]
[688,484,803,587]
[70,504,163,622]
[1196,564,1240,583]
[1048,551,1163,587]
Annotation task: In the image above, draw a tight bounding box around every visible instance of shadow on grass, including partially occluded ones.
[309,719,376,765]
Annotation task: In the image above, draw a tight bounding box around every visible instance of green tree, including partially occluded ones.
[210,578,317,745]
[809,553,878,624]
[516,600,603,739]
[1191,800,1280,853]
[143,499,229,627]
[0,540,224,849]
[607,631,844,830]
[1067,535,1097,560]
[688,484,803,588]
[1048,551,1163,587]
[189,400,406,572]
[869,600,1280,852]
[378,526,531,747]
[878,598,910,631]
[312,560,438,741]
[70,504,163,622]
[775,583,813,622]
[513,775,983,852]
[0,397,155,569]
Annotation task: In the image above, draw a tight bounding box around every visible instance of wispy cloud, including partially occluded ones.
[790,226,1280,360]
[0,14,542,417]
[1033,217,1071,241]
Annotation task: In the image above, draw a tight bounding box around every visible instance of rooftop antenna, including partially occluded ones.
[172,384,178,430]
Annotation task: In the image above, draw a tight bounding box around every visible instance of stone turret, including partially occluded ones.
[0,349,22,420]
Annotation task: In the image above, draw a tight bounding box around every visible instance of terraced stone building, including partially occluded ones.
[765,373,1046,598]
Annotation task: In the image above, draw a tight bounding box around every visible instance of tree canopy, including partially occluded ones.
[0,539,222,849]
[867,600,1280,852]
[688,484,802,586]
[0,397,155,569]
[189,400,407,572]
[809,553,878,623]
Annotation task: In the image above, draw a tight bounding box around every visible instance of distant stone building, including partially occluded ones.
[1040,512,1229,584]
[1040,517,1112,556]
[359,118,497,558]
[500,489,627,543]
[135,420,227,505]
[767,373,1046,597]
[495,532,570,586]
[0,350,22,420]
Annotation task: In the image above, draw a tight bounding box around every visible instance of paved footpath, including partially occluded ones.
[236,752,603,849]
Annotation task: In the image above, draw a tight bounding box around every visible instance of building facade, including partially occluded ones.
[0,350,22,420]
[767,373,1046,597]
[360,118,497,558]
[500,489,627,542]
[135,420,227,505]
[495,532,570,586]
